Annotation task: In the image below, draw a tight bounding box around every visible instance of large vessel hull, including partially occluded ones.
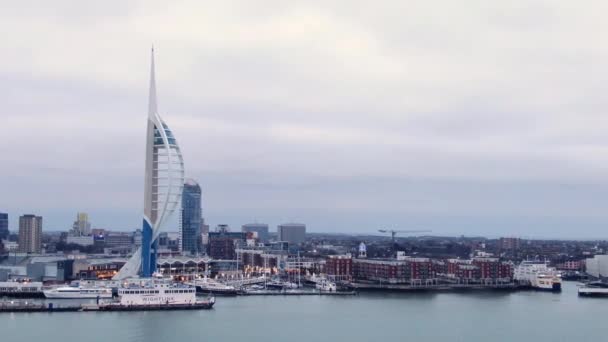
[194,286,238,296]
[43,291,113,299]
[94,301,214,311]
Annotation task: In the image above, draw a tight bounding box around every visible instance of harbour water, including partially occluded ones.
[2,282,603,341]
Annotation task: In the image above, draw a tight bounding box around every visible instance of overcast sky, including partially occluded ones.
[2,1,608,238]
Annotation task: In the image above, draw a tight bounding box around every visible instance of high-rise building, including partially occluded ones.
[115,48,185,280]
[242,223,269,243]
[499,237,521,251]
[71,212,91,236]
[208,225,246,260]
[181,179,202,255]
[277,223,306,245]
[0,212,8,240]
[18,214,42,254]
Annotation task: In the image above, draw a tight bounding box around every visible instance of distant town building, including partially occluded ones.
[71,212,91,236]
[201,223,210,246]
[277,223,306,245]
[18,214,43,254]
[358,242,367,258]
[208,225,246,260]
[105,232,133,249]
[66,235,94,246]
[499,237,521,251]
[556,260,584,271]
[2,240,18,252]
[133,229,143,248]
[0,212,8,240]
[242,223,269,242]
[180,179,203,255]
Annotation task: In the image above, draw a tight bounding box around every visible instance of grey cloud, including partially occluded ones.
[1,1,608,238]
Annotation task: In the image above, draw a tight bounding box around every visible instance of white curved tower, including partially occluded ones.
[115,49,185,279]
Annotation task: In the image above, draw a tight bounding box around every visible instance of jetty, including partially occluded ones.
[0,300,214,313]
[349,282,520,292]
[239,290,357,296]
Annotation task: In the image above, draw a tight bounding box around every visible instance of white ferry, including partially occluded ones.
[514,261,561,291]
[89,279,215,310]
[43,285,113,299]
[185,276,238,296]
[578,282,608,297]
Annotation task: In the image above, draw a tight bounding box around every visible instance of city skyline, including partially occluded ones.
[3,2,608,239]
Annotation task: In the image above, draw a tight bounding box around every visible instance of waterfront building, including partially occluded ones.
[74,259,126,280]
[325,255,353,281]
[352,256,441,284]
[472,257,513,280]
[585,255,608,278]
[115,49,185,279]
[0,212,8,240]
[242,223,269,243]
[353,258,408,283]
[556,260,584,271]
[18,214,42,254]
[71,212,91,236]
[208,225,246,260]
[277,223,306,245]
[180,179,202,255]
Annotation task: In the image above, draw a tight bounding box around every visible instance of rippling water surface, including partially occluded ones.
[2,282,603,342]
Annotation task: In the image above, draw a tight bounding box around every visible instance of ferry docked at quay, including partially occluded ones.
[1,278,215,313]
[514,261,562,291]
[89,278,215,311]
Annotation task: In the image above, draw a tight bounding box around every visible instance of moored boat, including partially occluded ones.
[43,285,113,299]
[578,282,608,297]
[514,261,561,291]
[185,276,238,296]
[315,279,337,292]
[94,279,215,310]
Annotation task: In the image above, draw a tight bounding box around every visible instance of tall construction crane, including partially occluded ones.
[378,229,432,243]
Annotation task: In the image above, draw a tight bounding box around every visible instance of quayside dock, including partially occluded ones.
[0,302,80,313]
[0,301,214,313]
[349,282,520,292]
[239,290,357,296]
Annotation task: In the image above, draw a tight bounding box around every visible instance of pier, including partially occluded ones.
[0,301,80,313]
[0,301,214,313]
[239,290,357,296]
[349,282,520,292]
